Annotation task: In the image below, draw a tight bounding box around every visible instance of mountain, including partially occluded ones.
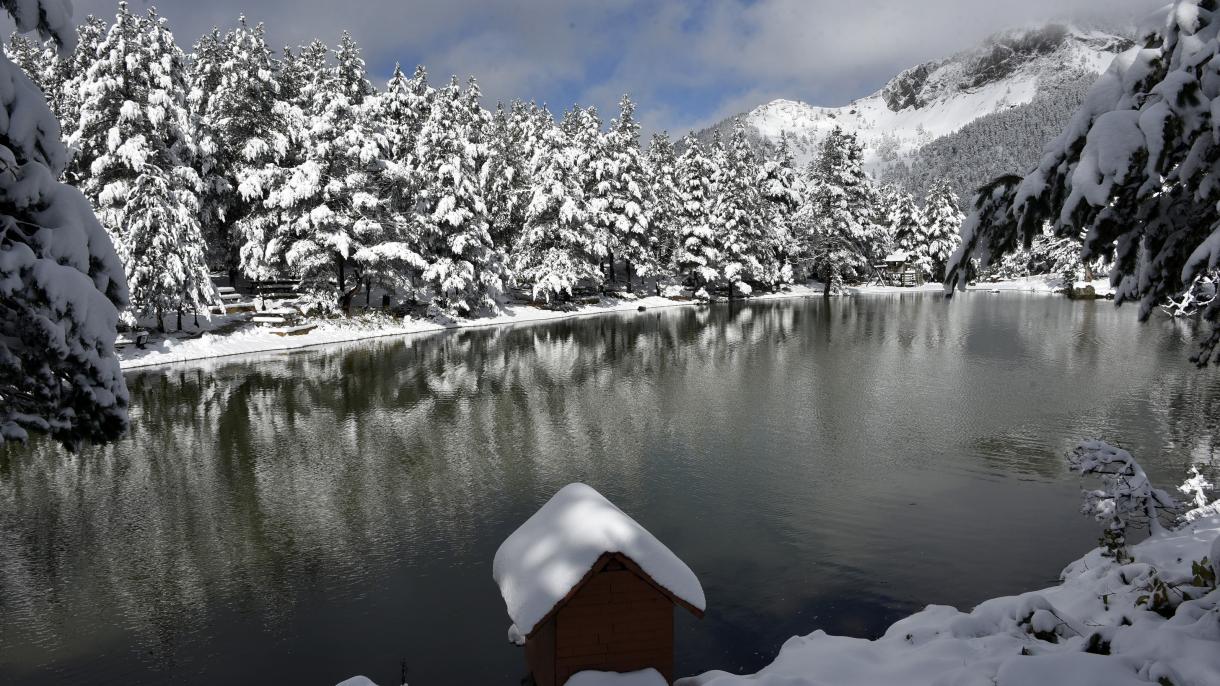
[691,24,1134,202]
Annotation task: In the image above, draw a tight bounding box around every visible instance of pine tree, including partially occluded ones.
[801,126,879,293]
[121,168,213,331]
[70,3,213,329]
[198,18,286,282]
[187,26,229,266]
[485,100,535,249]
[890,191,927,264]
[921,180,963,280]
[1,0,130,448]
[512,121,603,302]
[594,95,654,287]
[6,32,49,95]
[358,63,432,301]
[272,32,380,312]
[412,76,507,314]
[756,131,803,286]
[645,131,681,273]
[55,15,107,135]
[711,118,771,295]
[673,135,721,294]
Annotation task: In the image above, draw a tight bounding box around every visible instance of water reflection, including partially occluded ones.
[1,294,1217,685]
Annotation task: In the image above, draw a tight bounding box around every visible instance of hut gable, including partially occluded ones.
[493,483,706,638]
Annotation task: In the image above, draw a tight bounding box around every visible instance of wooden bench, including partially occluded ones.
[115,330,149,349]
[269,323,317,336]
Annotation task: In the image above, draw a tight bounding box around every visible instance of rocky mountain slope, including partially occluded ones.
[692,25,1134,201]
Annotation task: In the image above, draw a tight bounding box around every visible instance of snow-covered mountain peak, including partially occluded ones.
[695,24,1135,173]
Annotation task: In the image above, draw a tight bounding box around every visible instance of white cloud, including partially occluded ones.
[21,0,1163,135]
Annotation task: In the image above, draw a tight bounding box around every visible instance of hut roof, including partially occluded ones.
[493,483,706,636]
[884,251,911,263]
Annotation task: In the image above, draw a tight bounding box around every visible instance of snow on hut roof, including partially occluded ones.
[493,483,706,636]
[884,251,911,262]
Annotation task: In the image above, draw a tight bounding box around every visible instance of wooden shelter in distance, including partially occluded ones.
[493,483,706,686]
[875,251,925,287]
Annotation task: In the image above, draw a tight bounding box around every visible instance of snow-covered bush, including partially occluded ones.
[1069,440,1179,561]
[0,0,129,448]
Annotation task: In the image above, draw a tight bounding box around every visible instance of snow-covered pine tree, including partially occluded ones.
[673,135,721,294]
[485,100,536,250]
[357,63,432,301]
[803,126,878,292]
[645,131,681,274]
[198,18,286,283]
[512,119,604,302]
[6,32,49,95]
[946,0,1220,363]
[273,32,382,312]
[412,76,507,314]
[593,95,654,288]
[121,168,212,331]
[54,14,106,136]
[890,191,928,270]
[187,26,229,263]
[711,118,770,295]
[71,3,213,329]
[1,0,130,448]
[756,131,803,286]
[922,180,963,280]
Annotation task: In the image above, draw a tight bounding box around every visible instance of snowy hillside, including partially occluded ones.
[695,25,1132,175]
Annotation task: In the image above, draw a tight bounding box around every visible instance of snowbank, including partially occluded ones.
[118,287,824,370]
[568,668,668,686]
[677,513,1220,686]
[493,483,705,637]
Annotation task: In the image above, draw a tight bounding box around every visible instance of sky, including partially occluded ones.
[34,0,1163,136]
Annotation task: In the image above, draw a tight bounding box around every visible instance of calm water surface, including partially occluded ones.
[2,293,1218,685]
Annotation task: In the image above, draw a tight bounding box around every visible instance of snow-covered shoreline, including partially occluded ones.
[677,512,1220,686]
[118,279,1091,371]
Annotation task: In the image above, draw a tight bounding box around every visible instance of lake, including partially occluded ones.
[2,293,1217,685]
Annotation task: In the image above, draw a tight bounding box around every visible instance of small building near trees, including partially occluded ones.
[493,483,706,686]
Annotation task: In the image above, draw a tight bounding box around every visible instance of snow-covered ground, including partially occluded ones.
[119,286,827,370]
[118,280,1115,370]
[679,512,1220,686]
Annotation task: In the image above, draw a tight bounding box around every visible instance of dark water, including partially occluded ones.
[2,293,1218,685]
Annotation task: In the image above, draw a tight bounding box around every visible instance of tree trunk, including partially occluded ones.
[823,279,832,298]
[608,250,616,283]
[156,308,165,333]
[1084,262,1095,282]
[365,280,372,308]
[177,307,183,332]
[337,254,348,315]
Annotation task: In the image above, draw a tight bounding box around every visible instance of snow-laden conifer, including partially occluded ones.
[594,95,654,286]
[645,131,681,271]
[71,3,214,328]
[673,135,721,293]
[921,180,962,280]
[273,32,380,312]
[412,76,507,314]
[513,121,604,302]
[756,131,803,286]
[199,18,285,282]
[0,0,130,448]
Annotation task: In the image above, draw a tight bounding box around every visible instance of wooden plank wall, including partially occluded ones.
[553,566,674,684]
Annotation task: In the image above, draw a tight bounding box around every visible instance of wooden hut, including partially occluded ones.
[494,484,706,686]
[878,251,924,287]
